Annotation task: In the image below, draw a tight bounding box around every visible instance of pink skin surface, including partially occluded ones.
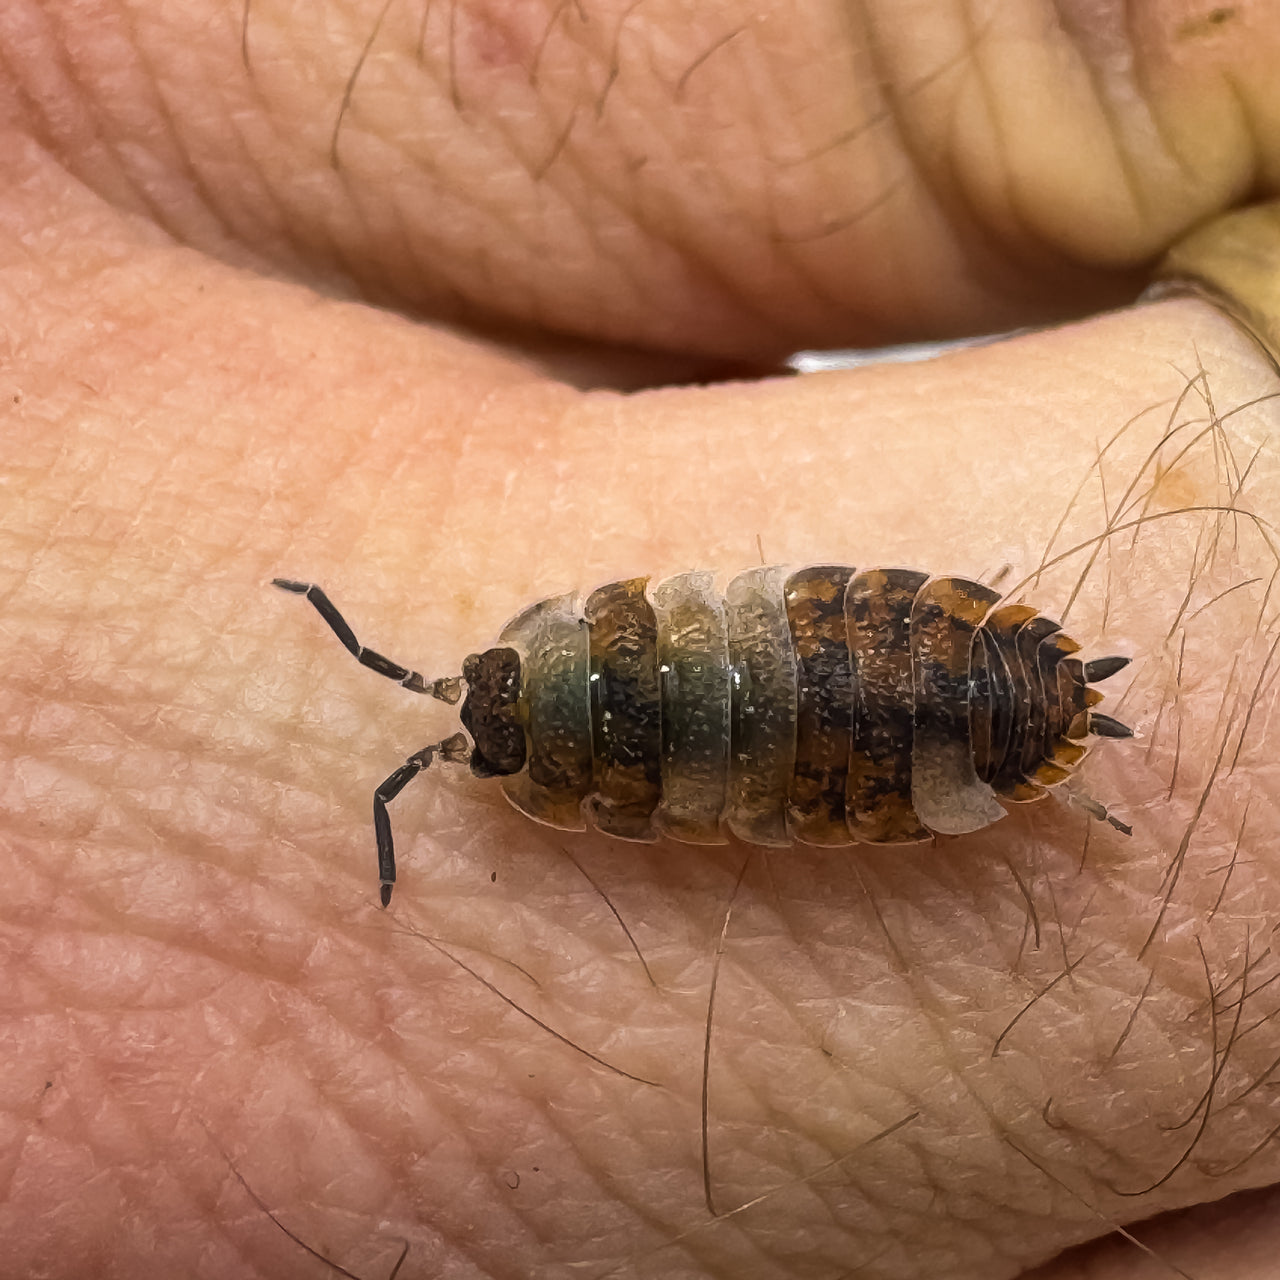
[5,3,1280,1278]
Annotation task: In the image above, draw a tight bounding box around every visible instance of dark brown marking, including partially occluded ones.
[1017,616,1062,779]
[585,578,662,838]
[785,566,856,844]
[846,568,929,843]
[969,629,998,781]
[1039,633,1079,760]
[980,604,1042,802]
[460,648,526,777]
[724,566,798,846]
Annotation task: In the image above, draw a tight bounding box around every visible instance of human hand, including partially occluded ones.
[5,4,1280,1278]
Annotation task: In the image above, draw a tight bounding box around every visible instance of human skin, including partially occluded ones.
[5,3,1280,1279]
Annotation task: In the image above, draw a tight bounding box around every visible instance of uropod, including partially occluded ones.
[274,567,1132,905]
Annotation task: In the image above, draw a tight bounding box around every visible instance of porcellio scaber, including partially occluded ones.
[274,566,1132,905]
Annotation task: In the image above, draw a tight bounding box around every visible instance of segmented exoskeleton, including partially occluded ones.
[274,566,1131,904]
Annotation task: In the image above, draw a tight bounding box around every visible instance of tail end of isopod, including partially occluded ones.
[1084,655,1130,682]
[1089,713,1134,739]
[380,882,393,908]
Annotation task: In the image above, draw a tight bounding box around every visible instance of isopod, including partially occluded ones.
[274,567,1132,905]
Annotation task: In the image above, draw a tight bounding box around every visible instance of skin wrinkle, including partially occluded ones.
[1051,0,1172,227]
[593,0,641,120]
[1042,844,1080,973]
[206,1029,476,1259]
[211,65,331,281]
[32,27,778,345]
[206,1138,382,1278]
[50,1025,195,1202]
[550,875,911,1254]
[694,955,888,1206]
[752,923,934,1131]
[116,5,264,252]
[672,26,744,102]
[325,4,665,329]
[1069,3,1189,247]
[983,860,1233,1172]
[1221,59,1265,193]
[217,1144,397,1280]
[462,1078,684,1276]
[962,0,1053,253]
[859,0,1010,308]
[849,0,977,320]
[529,16,803,344]
[56,2,232,252]
[910,4,1144,306]
[560,847,659,987]
[839,864,1040,1184]
[1007,1137,1202,1280]
[0,4,164,230]
[328,0,397,168]
[1117,6,1204,191]
[288,3,914,346]
[420,92,663,349]
[5,3,1274,355]
[238,6,437,305]
[758,6,918,313]
[528,0,574,89]
[858,3,1081,327]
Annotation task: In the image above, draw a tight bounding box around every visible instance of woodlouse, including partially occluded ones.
[274,567,1132,905]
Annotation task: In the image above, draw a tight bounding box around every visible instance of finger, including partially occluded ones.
[6,0,1280,356]
[5,159,1280,1278]
[1026,1183,1280,1279]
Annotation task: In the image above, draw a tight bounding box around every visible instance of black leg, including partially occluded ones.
[373,733,470,906]
[1074,791,1133,836]
[273,579,462,703]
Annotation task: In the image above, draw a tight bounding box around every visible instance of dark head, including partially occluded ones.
[458,648,527,778]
